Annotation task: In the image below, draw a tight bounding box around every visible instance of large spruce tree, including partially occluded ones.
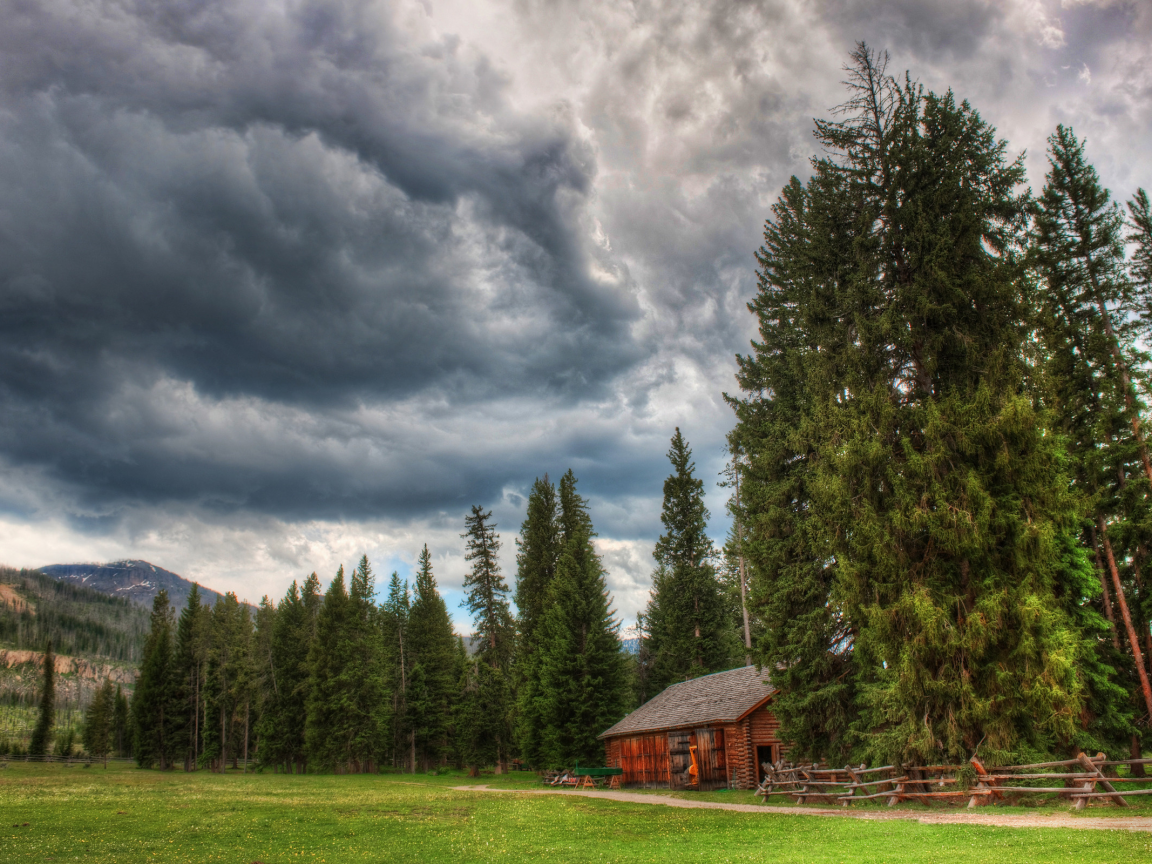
[304,561,389,772]
[641,430,734,695]
[132,592,177,768]
[256,578,315,772]
[459,506,514,770]
[536,471,628,766]
[172,584,206,770]
[731,45,1108,765]
[407,546,457,771]
[83,678,115,766]
[344,556,391,771]
[381,570,411,769]
[1032,126,1151,751]
[202,592,253,771]
[514,475,561,766]
[305,567,350,770]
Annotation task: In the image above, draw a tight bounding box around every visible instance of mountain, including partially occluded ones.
[37,559,224,610]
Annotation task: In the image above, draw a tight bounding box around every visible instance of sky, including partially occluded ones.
[1,0,1150,633]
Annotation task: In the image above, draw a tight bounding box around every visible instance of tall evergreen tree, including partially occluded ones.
[460,506,513,769]
[342,556,390,771]
[641,430,734,695]
[514,476,561,766]
[305,566,350,770]
[172,584,204,770]
[203,592,249,771]
[28,639,55,756]
[304,561,389,772]
[462,506,514,665]
[407,546,457,771]
[83,678,115,767]
[1032,126,1151,748]
[731,45,1112,765]
[132,592,177,768]
[257,579,314,772]
[536,473,628,766]
[381,570,411,769]
[1129,188,1152,331]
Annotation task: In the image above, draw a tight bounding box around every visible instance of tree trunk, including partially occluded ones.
[242,699,249,774]
[1098,516,1152,721]
[193,663,199,770]
[1132,734,1147,778]
[1091,524,1122,650]
[220,705,227,773]
[735,460,753,666]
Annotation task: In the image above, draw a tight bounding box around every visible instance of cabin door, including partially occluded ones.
[694,727,727,789]
[667,730,693,789]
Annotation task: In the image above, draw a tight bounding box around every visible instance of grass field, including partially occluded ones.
[1,762,1149,863]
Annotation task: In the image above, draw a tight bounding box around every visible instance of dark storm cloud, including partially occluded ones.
[820,0,1001,59]
[2,0,1149,566]
[0,0,647,519]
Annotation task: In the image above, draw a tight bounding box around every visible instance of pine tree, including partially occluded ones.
[536,473,628,766]
[257,579,314,772]
[305,567,349,771]
[1032,127,1152,752]
[448,635,470,770]
[407,546,457,771]
[343,556,390,772]
[249,595,276,772]
[731,45,1110,765]
[462,506,514,666]
[28,639,55,756]
[173,584,204,770]
[381,571,410,769]
[83,678,115,766]
[460,506,514,769]
[641,430,734,695]
[203,592,249,771]
[1129,188,1152,326]
[514,476,561,766]
[132,592,177,768]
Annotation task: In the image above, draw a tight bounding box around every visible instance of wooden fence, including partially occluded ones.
[756,755,1152,809]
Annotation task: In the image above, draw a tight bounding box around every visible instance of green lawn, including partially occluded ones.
[0,762,1148,863]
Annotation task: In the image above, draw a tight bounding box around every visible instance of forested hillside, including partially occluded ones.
[0,566,149,663]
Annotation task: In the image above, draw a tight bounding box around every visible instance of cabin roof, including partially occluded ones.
[598,665,775,739]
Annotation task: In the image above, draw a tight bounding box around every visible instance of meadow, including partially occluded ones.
[1,762,1149,863]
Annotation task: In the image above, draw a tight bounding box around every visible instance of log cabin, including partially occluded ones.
[598,665,783,790]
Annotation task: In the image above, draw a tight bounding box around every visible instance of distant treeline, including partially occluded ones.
[0,566,150,663]
[126,467,726,773]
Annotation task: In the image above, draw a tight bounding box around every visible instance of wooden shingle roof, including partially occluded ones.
[598,665,775,739]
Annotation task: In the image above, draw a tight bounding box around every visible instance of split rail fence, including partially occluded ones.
[756,755,1152,809]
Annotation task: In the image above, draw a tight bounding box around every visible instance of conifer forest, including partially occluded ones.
[11,45,1152,777]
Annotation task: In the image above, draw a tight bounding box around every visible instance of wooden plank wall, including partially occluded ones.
[613,733,670,787]
[604,705,783,791]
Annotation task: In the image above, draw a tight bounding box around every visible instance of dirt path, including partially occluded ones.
[455,785,1152,833]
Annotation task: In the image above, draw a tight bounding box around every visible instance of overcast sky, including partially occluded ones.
[1,0,1150,632]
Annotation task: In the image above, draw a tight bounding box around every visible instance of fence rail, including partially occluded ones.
[0,754,135,765]
[756,755,1152,809]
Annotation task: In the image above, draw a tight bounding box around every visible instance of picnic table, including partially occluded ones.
[546,766,624,789]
